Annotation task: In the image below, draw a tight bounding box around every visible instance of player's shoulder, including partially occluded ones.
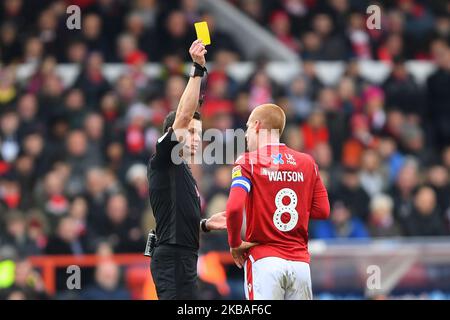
[286,147,316,164]
[234,151,255,166]
[234,151,260,176]
[285,147,319,175]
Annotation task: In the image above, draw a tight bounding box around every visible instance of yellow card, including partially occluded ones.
[194,21,211,45]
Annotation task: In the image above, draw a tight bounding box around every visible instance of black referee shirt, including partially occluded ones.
[147,128,201,250]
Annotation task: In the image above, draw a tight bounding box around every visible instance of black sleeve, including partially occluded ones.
[150,128,179,169]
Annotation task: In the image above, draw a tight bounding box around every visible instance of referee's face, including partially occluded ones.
[183,118,202,156]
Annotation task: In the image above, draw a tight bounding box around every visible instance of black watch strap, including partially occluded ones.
[200,219,210,232]
[190,62,207,78]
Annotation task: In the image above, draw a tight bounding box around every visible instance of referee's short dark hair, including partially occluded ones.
[162,111,201,133]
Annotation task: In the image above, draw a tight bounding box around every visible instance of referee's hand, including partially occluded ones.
[230,241,258,269]
[206,211,226,231]
[189,39,207,67]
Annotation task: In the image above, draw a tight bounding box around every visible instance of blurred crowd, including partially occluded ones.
[231,0,450,61]
[1,0,450,300]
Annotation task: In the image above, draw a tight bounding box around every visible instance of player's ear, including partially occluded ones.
[254,120,261,133]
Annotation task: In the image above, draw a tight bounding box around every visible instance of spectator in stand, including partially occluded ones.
[73,52,111,107]
[87,0,127,52]
[301,31,322,60]
[318,87,347,162]
[301,109,329,154]
[368,194,403,237]
[359,149,386,198]
[347,11,372,59]
[286,75,313,122]
[404,186,447,236]
[65,39,88,64]
[313,201,369,239]
[65,130,101,195]
[362,86,386,134]
[124,12,155,62]
[427,165,450,228]
[311,13,350,60]
[37,171,69,228]
[80,260,130,300]
[337,76,361,117]
[0,111,20,163]
[63,89,87,129]
[9,258,48,300]
[342,114,378,168]
[247,69,276,109]
[1,211,41,256]
[383,57,424,118]
[269,10,300,53]
[199,11,242,61]
[0,22,21,65]
[125,164,149,218]
[332,166,370,223]
[45,216,89,290]
[389,158,420,227]
[68,196,89,239]
[84,168,109,233]
[377,33,405,62]
[80,13,112,61]
[0,66,17,109]
[156,10,194,61]
[22,36,44,65]
[35,9,59,58]
[377,135,405,184]
[13,154,36,210]
[312,142,340,192]
[240,0,265,25]
[0,0,26,32]
[427,43,450,149]
[301,60,324,99]
[83,113,106,166]
[0,175,21,210]
[16,93,43,141]
[37,71,65,121]
[94,193,142,253]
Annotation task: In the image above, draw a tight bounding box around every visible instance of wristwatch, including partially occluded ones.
[190,62,207,78]
[200,218,210,232]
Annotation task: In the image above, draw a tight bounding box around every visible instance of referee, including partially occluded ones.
[148,40,226,300]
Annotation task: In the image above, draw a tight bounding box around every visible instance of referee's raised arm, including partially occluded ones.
[172,40,207,133]
[149,40,207,169]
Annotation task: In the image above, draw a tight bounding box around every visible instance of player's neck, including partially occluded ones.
[258,138,284,149]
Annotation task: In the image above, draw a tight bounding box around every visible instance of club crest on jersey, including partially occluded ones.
[232,165,243,179]
[271,153,284,165]
[285,153,297,165]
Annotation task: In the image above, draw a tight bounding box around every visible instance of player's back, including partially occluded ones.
[241,143,320,263]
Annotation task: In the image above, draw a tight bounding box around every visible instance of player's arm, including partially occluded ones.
[150,41,206,169]
[227,186,258,269]
[226,162,252,248]
[172,40,207,133]
[310,162,330,220]
[226,186,248,248]
[226,160,258,268]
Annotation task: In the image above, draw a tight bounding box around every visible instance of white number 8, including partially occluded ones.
[273,188,299,232]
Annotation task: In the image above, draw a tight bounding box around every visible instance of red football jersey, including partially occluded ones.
[230,143,329,263]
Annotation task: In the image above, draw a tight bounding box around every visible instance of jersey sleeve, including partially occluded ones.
[230,154,253,193]
[150,128,180,169]
[226,153,252,248]
[309,160,330,220]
